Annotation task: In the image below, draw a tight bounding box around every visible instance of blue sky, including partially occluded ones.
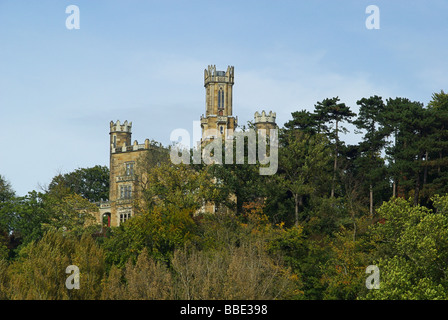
[0,0,447,196]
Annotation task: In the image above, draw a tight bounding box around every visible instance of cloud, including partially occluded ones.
[235,53,394,132]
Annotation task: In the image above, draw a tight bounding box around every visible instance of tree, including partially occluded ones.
[0,175,16,258]
[313,97,356,198]
[383,98,430,204]
[320,220,373,299]
[5,191,48,251]
[277,130,332,226]
[101,247,173,300]
[48,165,110,202]
[353,96,388,215]
[7,230,105,299]
[42,192,98,235]
[102,205,198,267]
[425,90,448,198]
[0,175,15,231]
[0,259,8,299]
[0,175,15,203]
[206,154,262,215]
[364,195,448,299]
[170,215,300,300]
[201,124,269,215]
[139,161,222,214]
[284,109,319,134]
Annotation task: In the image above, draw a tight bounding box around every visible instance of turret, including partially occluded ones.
[201,65,237,142]
[254,110,277,132]
[203,65,234,117]
[110,120,132,152]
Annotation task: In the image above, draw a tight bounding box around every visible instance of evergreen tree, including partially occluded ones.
[284,109,319,134]
[277,129,331,226]
[425,90,448,198]
[313,97,356,198]
[383,98,429,205]
[353,95,388,215]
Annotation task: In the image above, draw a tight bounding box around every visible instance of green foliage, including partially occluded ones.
[284,109,319,134]
[353,96,388,214]
[48,165,109,202]
[277,130,332,226]
[102,206,198,267]
[364,256,447,300]
[364,195,448,299]
[5,191,49,250]
[140,161,220,213]
[5,230,105,299]
[42,192,98,236]
[320,220,374,300]
[6,91,448,300]
[0,166,103,258]
[313,97,356,198]
[204,128,267,214]
[0,175,16,238]
[0,175,15,203]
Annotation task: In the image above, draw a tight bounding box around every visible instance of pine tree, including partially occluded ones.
[313,97,356,198]
[353,95,387,215]
[277,129,331,226]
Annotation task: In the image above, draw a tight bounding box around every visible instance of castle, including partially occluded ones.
[96,65,277,227]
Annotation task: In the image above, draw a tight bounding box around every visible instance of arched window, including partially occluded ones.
[218,88,224,110]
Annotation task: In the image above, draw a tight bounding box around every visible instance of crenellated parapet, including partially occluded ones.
[254,110,276,125]
[110,120,132,133]
[110,120,157,154]
[204,65,234,86]
[111,138,154,154]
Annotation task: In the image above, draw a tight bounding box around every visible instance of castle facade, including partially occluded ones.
[95,65,276,227]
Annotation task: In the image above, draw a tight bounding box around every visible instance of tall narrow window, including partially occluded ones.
[113,135,116,148]
[125,163,134,176]
[218,88,224,110]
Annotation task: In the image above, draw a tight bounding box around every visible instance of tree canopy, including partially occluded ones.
[2,91,448,300]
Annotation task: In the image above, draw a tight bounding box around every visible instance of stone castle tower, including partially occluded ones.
[253,110,277,133]
[95,65,276,227]
[97,120,159,227]
[200,65,237,142]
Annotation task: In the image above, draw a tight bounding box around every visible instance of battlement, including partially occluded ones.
[110,120,132,133]
[204,65,234,86]
[254,110,276,124]
[111,138,153,154]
